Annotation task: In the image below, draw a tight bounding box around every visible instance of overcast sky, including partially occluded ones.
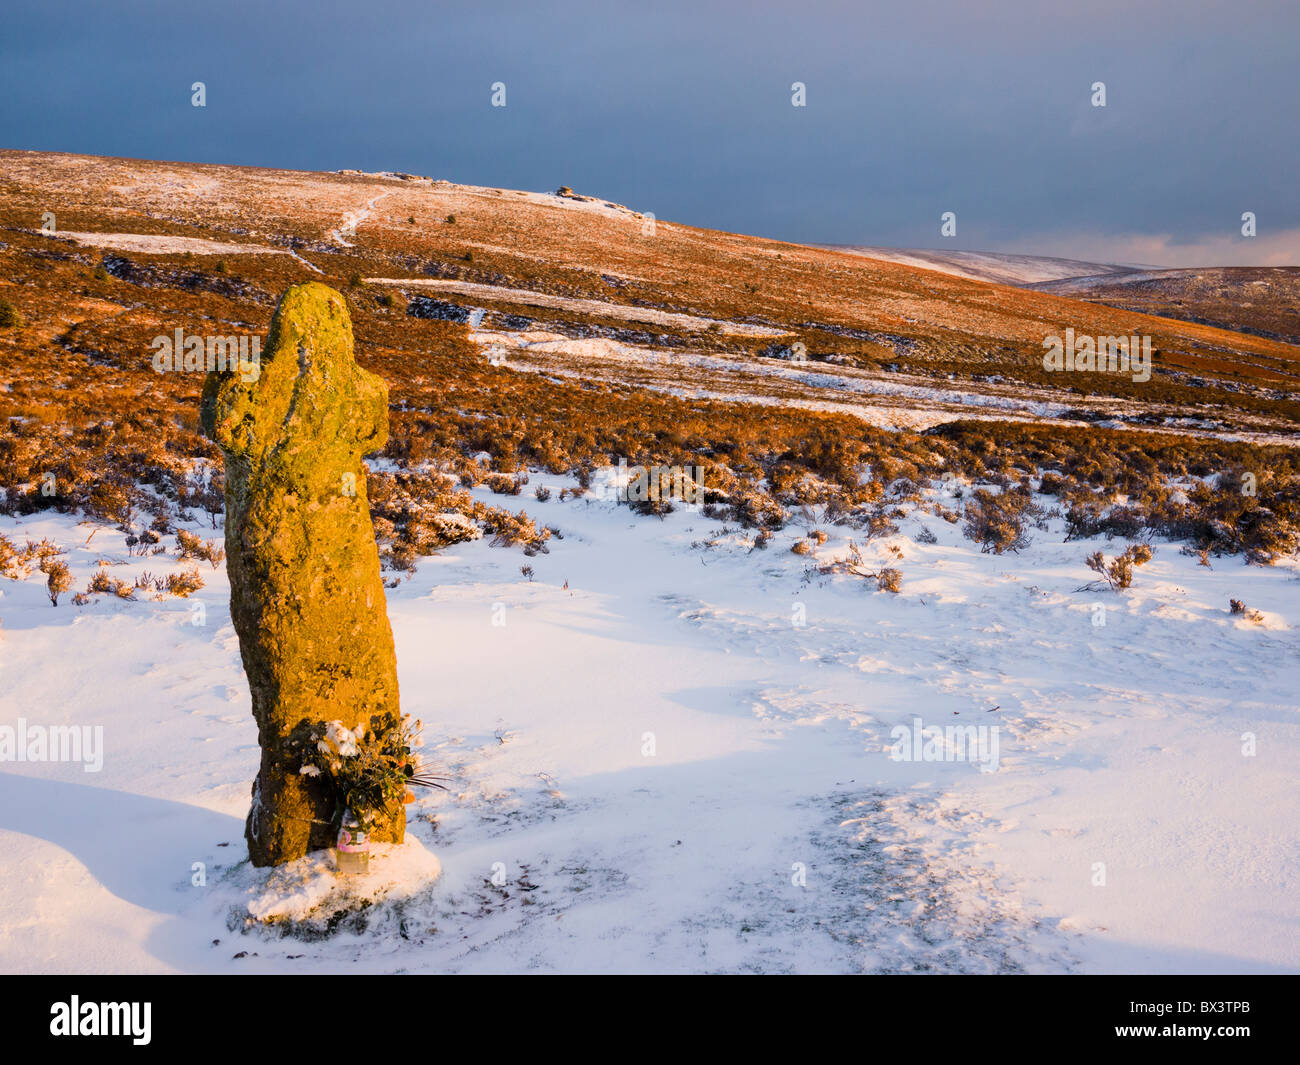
[3,0,1297,266]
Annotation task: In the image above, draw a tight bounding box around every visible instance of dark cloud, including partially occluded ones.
[2,0,1296,264]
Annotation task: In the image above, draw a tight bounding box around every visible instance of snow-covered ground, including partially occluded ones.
[49,232,290,257]
[1,476,1297,973]
[465,327,1300,447]
[366,278,790,337]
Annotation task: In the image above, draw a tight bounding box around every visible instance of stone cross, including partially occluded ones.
[201,282,404,866]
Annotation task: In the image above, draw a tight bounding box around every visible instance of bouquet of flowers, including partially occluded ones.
[295,713,447,827]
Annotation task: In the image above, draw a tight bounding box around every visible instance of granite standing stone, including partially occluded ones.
[201,282,404,866]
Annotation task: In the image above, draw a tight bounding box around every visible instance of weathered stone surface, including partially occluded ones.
[201,282,404,867]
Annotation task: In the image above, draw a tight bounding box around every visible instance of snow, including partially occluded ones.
[238,839,442,925]
[502,187,647,222]
[467,328,1300,446]
[476,326,1078,416]
[329,192,392,247]
[0,484,1297,973]
[824,246,1148,286]
[365,279,791,337]
[46,232,290,257]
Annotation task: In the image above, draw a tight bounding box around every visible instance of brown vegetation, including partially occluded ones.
[0,151,1296,573]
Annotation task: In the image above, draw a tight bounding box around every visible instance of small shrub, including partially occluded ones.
[126,529,161,556]
[485,472,525,496]
[27,538,64,570]
[963,489,1037,554]
[1128,542,1154,566]
[166,567,205,597]
[534,484,552,502]
[484,508,550,554]
[876,567,902,594]
[86,566,135,600]
[177,529,225,568]
[1084,544,1154,591]
[1039,471,1066,495]
[45,560,73,606]
[630,494,674,517]
[87,480,136,528]
[818,539,902,593]
[0,296,21,328]
[1229,599,1264,623]
[87,568,115,595]
[728,487,787,529]
[0,533,22,577]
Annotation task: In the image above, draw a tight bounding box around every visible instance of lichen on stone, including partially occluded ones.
[202,282,404,866]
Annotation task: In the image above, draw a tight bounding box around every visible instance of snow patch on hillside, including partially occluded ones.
[823,246,1147,286]
[367,279,790,337]
[47,232,289,257]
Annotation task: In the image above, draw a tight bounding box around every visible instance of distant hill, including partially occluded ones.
[819,246,1146,286]
[1030,267,1300,347]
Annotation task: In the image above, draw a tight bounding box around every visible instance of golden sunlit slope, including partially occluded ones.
[2,150,1298,570]
[2,149,1297,439]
